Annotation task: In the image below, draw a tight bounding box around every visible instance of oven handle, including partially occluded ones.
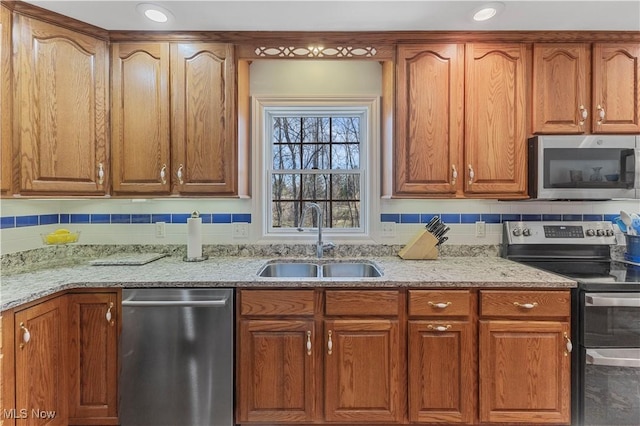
[585,294,640,307]
[586,349,640,368]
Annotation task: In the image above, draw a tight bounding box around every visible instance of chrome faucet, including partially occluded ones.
[297,202,335,258]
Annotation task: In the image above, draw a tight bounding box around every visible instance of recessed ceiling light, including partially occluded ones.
[472,2,505,22]
[136,3,173,24]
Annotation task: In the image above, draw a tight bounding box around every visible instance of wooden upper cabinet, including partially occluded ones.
[171,43,237,195]
[0,5,12,196]
[111,42,171,194]
[532,43,591,134]
[395,44,464,196]
[15,296,68,426]
[465,43,529,197]
[593,43,640,133]
[15,16,108,195]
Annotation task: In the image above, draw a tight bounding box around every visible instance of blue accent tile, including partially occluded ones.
[132,214,151,224]
[400,213,420,224]
[200,214,212,224]
[60,214,70,224]
[501,214,521,222]
[481,214,501,224]
[71,214,90,224]
[420,214,438,224]
[441,214,461,224]
[461,214,481,224]
[39,214,59,225]
[1,216,15,229]
[232,213,252,223]
[542,214,562,221]
[151,214,171,223]
[604,214,619,222]
[583,214,603,221]
[563,214,583,221]
[522,214,542,221]
[91,214,110,224]
[16,215,39,227]
[171,214,190,224]
[212,214,232,224]
[380,213,400,223]
[111,214,131,224]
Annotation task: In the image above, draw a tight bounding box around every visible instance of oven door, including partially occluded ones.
[581,348,640,425]
[582,292,640,347]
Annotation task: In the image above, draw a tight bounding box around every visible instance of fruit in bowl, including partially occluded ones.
[605,174,619,182]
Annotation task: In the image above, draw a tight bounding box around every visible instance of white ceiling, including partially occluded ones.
[25,0,640,32]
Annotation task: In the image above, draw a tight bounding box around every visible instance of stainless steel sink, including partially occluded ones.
[257,262,319,278]
[258,260,382,278]
[322,262,382,278]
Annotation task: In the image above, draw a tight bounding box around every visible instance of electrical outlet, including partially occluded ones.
[475,221,486,237]
[233,223,249,239]
[381,222,396,237]
[155,221,166,238]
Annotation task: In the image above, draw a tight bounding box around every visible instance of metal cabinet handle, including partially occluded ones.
[306,331,312,356]
[451,164,458,186]
[428,301,451,309]
[20,322,31,349]
[97,162,105,185]
[176,164,184,185]
[578,105,588,126]
[160,164,167,185]
[327,330,333,355]
[427,324,451,332]
[513,302,538,309]
[596,104,605,125]
[468,164,475,185]
[564,332,572,356]
[106,302,115,326]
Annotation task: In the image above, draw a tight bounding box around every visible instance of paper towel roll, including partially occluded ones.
[187,217,202,259]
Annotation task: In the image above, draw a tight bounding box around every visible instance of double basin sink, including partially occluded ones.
[258,259,382,278]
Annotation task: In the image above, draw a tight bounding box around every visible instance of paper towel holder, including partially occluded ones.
[183,210,209,262]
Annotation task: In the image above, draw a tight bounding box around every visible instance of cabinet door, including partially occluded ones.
[324,319,402,423]
[465,43,529,197]
[111,42,171,194]
[67,293,118,424]
[1,5,12,196]
[395,44,464,196]
[593,43,640,133]
[532,44,590,134]
[479,320,571,424]
[171,43,237,195]
[408,320,475,424]
[15,16,108,195]
[14,297,67,426]
[238,319,316,423]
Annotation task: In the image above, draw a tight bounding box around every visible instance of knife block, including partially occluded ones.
[398,229,439,260]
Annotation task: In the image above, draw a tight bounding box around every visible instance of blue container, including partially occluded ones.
[625,234,640,259]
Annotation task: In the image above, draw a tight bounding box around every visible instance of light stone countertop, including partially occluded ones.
[0,255,576,311]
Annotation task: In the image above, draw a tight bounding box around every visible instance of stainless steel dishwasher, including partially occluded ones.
[120,288,234,426]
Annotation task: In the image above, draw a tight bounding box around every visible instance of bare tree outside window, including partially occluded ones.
[271,115,361,229]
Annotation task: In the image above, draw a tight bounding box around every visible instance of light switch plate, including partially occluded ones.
[475,221,486,237]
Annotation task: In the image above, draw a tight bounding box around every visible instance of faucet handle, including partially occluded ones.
[323,242,337,252]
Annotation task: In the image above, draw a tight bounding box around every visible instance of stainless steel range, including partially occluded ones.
[502,221,640,426]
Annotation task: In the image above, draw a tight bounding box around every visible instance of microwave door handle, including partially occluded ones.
[586,349,640,368]
[585,294,640,307]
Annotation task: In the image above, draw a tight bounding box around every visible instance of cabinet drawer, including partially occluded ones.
[325,290,399,316]
[240,290,315,316]
[408,290,471,317]
[480,290,570,318]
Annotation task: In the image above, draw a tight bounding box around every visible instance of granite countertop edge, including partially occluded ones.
[0,255,577,311]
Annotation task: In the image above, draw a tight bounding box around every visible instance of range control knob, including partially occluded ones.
[512,228,522,237]
[605,229,614,237]
[522,228,531,237]
[596,229,605,237]
[586,229,595,237]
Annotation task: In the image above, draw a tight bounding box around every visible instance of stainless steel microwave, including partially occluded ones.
[528,135,640,200]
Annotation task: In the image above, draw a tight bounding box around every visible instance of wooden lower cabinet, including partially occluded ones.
[67,292,119,425]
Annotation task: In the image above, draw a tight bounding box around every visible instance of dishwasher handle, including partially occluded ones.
[122,299,228,307]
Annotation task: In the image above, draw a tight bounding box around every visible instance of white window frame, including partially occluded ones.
[252,96,380,241]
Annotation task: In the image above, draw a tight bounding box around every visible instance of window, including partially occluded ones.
[256,98,377,237]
